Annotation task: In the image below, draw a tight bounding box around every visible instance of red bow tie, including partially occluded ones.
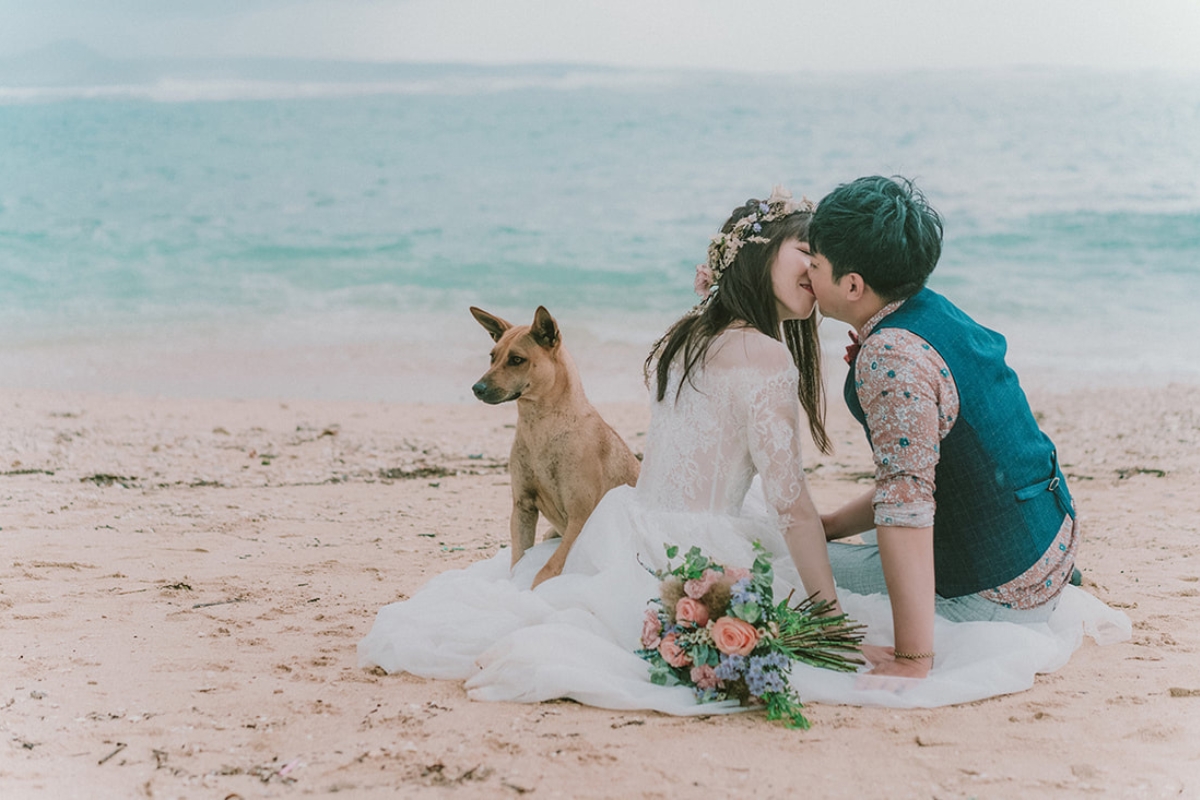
[844,330,861,364]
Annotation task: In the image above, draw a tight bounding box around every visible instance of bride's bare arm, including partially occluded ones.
[780,482,841,614]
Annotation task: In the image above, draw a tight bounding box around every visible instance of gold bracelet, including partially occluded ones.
[893,650,935,660]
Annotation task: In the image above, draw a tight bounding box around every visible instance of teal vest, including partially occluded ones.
[845,289,1073,598]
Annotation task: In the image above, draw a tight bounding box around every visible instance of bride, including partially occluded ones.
[358,189,1129,714]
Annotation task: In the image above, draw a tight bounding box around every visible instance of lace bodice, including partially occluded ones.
[637,327,806,518]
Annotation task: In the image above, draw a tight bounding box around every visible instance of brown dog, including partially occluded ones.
[470,306,640,587]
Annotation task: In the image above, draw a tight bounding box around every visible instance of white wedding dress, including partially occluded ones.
[358,328,1129,712]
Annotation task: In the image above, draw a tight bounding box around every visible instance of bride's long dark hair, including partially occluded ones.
[645,199,830,454]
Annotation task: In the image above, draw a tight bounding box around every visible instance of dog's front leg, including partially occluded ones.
[531,519,583,588]
[510,495,539,568]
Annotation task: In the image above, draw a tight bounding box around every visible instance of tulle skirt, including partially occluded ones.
[358,486,1130,712]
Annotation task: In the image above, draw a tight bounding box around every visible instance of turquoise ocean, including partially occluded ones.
[2,63,1198,402]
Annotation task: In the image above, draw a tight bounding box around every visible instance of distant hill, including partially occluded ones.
[0,40,151,86]
[0,40,620,88]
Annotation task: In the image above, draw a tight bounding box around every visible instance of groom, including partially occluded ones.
[806,176,1078,679]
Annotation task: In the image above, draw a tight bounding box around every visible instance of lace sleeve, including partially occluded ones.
[743,349,807,516]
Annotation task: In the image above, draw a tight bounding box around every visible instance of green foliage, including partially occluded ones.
[659,543,726,583]
[731,600,762,623]
[680,546,712,580]
[638,648,685,687]
[764,691,812,730]
[691,643,718,667]
[647,661,681,687]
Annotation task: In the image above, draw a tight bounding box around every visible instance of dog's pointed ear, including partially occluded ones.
[470,306,511,342]
[530,306,560,349]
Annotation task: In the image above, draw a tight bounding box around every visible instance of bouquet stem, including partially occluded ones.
[776,591,867,672]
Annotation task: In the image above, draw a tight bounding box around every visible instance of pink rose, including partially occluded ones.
[684,569,722,599]
[690,664,720,690]
[711,617,760,656]
[693,264,715,299]
[658,633,692,668]
[723,567,751,584]
[641,609,662,649]
[675,597,710,627]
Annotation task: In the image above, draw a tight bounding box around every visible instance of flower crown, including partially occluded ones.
[694,186,815,302]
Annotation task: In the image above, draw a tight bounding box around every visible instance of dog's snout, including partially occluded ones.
[473,380,512,404]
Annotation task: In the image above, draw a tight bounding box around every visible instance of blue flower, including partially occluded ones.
[745,653,789,696]
[764,651,790,670]
[730,578,759,606]
[715,654,746,681]
[752,223,762,233]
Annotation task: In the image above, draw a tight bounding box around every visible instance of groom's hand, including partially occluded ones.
[862,645,931,679]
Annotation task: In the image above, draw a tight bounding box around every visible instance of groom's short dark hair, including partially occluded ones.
[809,176,943,302]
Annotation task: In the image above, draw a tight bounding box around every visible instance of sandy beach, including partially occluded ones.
[2,380,1199,799]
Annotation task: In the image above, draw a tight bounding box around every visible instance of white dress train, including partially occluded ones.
[358,328,1130,712]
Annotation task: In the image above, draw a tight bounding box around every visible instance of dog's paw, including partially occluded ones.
[531,564,564,589]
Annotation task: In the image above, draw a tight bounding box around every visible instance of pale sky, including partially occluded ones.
[2,0,1199,73]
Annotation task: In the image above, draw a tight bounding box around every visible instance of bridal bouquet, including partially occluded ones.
[636,543,865,729]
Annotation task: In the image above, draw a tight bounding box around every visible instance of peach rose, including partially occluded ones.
[641,609,662,649]
[690,664,720,690]
[658,633,692,668]
[711,616,759,656]
[675,596,710,627]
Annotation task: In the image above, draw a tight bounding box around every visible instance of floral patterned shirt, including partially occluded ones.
[854,301,1077,608]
